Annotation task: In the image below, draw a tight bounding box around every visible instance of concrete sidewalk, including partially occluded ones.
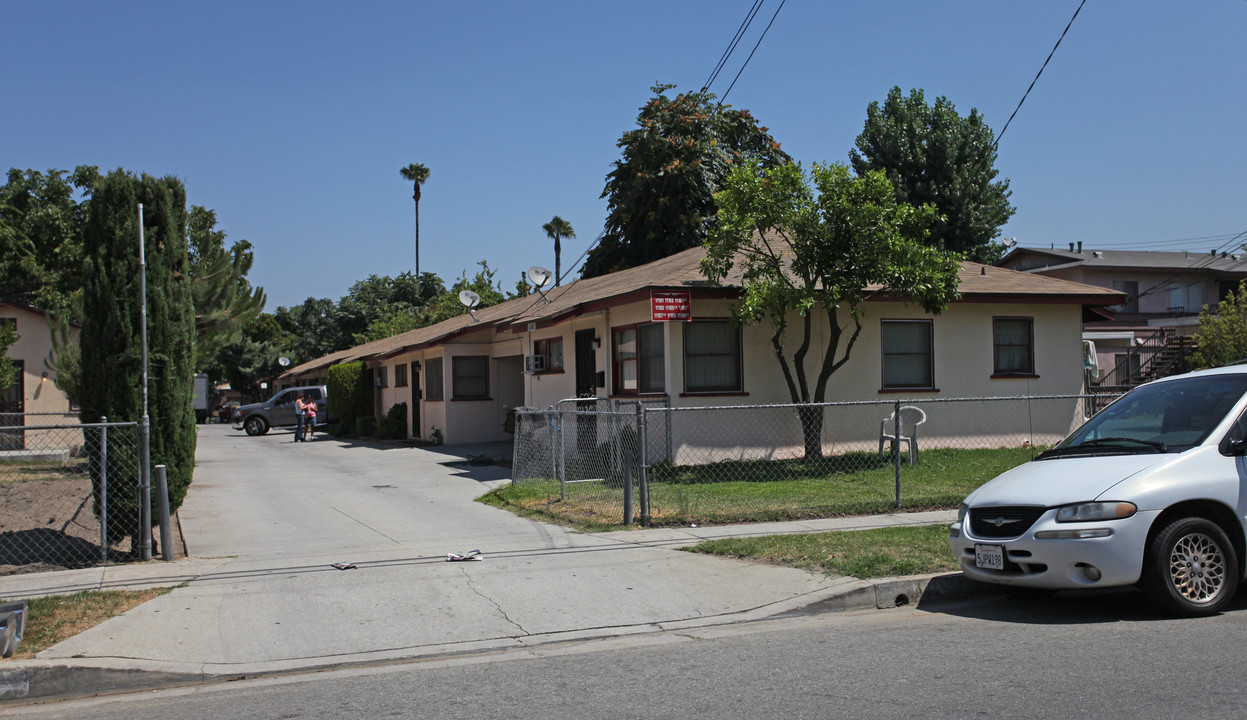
[0,426,966,704]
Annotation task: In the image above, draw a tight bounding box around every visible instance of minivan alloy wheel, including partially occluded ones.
[1170,532,1226,603]
[1142,517,1239,617]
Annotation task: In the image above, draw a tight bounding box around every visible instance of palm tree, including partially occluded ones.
[399,163,431,276]
[542,216,576,286]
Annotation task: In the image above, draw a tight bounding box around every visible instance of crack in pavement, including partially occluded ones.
[458,566,529,636]
[331,507,401,544]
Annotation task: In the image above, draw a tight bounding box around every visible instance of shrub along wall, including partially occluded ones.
[327,361,372,433]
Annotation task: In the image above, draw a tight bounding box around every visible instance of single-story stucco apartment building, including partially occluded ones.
[278,244,1124,457]
[1,301,80,451]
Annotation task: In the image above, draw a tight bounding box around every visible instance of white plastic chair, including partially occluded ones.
[879,406,927,465]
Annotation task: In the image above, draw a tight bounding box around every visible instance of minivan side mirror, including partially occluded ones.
[1220,420,1247,456]
[1222,437,1247,457]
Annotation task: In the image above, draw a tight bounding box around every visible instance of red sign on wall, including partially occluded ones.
[651,290,691,322]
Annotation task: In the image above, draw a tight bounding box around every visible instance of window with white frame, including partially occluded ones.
[613,323,664,394]
[452,356,489,400]
[993,317,1035,376]
[684,319,742,393]
[881,320,933,390]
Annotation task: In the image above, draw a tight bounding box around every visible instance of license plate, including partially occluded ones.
[975,544,1005,570]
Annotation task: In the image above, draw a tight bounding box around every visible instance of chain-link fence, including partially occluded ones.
[512,394,1120,528]
[0,417,143,573]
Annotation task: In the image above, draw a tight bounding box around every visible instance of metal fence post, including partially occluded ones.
[99,417,109,564]
[623,427,634,526]
[637,403,650,526]
[155,464,172,561]
[893,400,903,508]
[559,407,567,502]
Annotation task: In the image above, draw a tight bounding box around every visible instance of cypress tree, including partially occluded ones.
[80,170,197,545]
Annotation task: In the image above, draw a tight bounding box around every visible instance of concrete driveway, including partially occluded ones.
[31,425,849,674]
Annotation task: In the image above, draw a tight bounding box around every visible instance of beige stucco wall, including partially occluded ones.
[2,305,77,419]
[528,297,1087,464]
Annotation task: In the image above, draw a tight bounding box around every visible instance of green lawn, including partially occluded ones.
[684,524,958,579]
[483,445,1034,529]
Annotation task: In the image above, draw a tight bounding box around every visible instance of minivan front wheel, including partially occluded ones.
[1141,517,1238,617]
[243,416,269,436]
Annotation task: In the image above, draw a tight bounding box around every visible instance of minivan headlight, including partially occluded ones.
[1055,502,1137,523]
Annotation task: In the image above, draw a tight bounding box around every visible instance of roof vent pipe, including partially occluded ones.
[1212,249,1218,256]
[1077,241,1083,253]
[1069,242,1075,251]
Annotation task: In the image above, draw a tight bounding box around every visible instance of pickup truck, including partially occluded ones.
[232,385,329,436]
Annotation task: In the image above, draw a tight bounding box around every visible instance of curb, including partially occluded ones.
[0,663,202,704]
[0,571,977,705]
[782,572,977,616]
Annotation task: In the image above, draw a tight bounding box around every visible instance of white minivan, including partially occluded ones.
[950,366,1247,616]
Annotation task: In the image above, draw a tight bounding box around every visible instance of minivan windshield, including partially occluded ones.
[1040,374,1247,459]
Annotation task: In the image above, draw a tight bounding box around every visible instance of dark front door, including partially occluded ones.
[574,329,598,458]
[575,330,597,398]
[411,361,421,438]
[1,360,25,450]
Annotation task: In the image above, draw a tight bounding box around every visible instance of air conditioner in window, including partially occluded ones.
[524,354,545,373]
[375,377,384,387]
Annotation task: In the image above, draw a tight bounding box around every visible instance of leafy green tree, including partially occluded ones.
[335,271,443,346]
[43,313,80,405]
[1192,281,1247,369]
[215,313,291,400]
[0,166,99,316]
[399,163,431,276]
[850,87,1015,263]
[187,206,266,371]
[703,161,961,459]
[274,297,340,363]
[80,169,197,543]
[583,84,790,278]
[542,215,576,286]
[0,321,18,393]
[422,261,509,326]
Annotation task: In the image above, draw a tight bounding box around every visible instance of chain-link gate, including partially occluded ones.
[512,394,1119,528]
[0,417,143,573]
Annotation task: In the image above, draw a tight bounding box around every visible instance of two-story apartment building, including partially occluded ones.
[999,244,1247,385]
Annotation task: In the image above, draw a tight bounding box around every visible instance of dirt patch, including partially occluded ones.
[0,467,185,576]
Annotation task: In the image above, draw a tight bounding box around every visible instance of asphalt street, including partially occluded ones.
[10,589,1247,719]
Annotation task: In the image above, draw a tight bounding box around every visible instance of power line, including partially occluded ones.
[718,0,787,105]
[702,0,764,94]
[995,0,1088,148]
[1130,228,1247,303]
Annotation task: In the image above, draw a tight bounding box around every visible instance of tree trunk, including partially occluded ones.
[798,404,824,461]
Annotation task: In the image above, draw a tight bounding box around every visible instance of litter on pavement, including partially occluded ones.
[446,549,483,562]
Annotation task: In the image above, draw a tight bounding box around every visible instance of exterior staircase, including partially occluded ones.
[1086,329,1196,413]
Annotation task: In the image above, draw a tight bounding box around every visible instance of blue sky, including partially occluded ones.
[4,1,1244,310]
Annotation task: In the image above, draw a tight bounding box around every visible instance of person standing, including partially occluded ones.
[294,393,308,442]
[304,398,318,441]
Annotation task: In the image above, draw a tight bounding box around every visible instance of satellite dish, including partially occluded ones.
[527,266,553,289]
[527,266,554,303]
[458,290,482,323]
[278,357,290,367]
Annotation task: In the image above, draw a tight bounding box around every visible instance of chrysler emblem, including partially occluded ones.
[986,516,1020,527]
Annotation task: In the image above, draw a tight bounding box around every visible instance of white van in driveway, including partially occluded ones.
[950,366,1247,616]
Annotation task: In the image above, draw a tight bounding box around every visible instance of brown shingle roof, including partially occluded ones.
[282,244,1123,379]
